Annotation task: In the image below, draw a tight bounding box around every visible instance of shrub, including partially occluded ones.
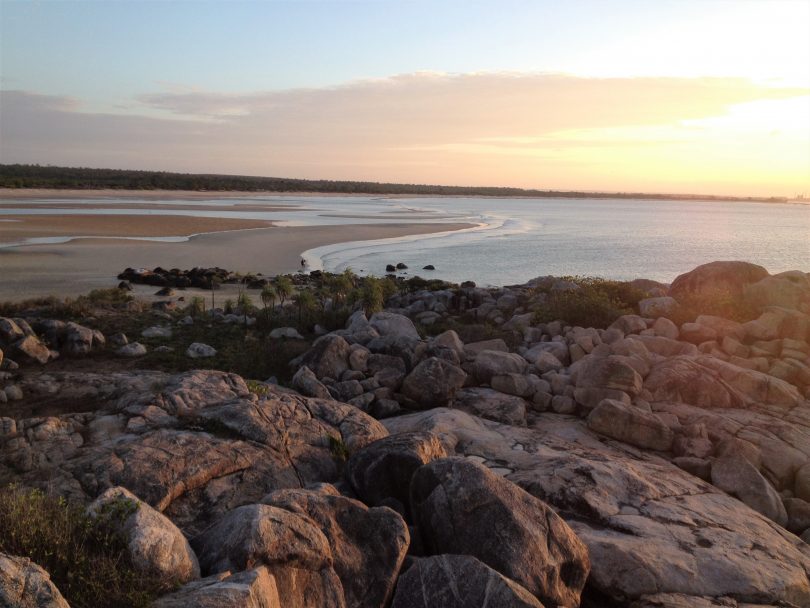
[0,485,168,608]
[533,277,640,328]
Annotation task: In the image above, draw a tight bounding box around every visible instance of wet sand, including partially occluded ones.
[0,222,472,301]
[0,215,274,243]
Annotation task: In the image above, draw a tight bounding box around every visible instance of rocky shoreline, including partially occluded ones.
[1,260,809,607]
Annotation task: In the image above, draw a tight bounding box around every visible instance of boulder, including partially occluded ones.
[410,457,590,607]
[12,335,50,364]
[491,373,535,398]
[668,261,769,301]
[269,327,305,340]
[369,312,420,340]
[587,399,674,451]
[711,455,787,526]
[401,357,467,408]
[0,318,25,344]
[431,330,465,360]
[292,366,332,400]
[744,273,810,312]
[639,297,678,318]
[142,325,173,339]
[261,488,409,608]
[186,343,217,358]
[784,497,810,534]
[345,431,447,514]
[0,553,70,608]
[63,322,98,356]
[678,322,717,345]
[298,334,351,380]
[473,350,527,384]
[576,354,643,396]
[192,503,332,575]
[386,408,810,606]
[390,554,543,608]
[651,317,679,340]
[453,387,527,426]
[116,342,147,357]
[609,314,647,335]
[464,338,509,358]
[533,350,564,374]
[151,567,281,608]
[88,486,200,583]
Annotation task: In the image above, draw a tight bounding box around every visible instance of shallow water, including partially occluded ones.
[2,195,808,284]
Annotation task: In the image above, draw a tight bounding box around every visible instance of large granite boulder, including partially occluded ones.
[12,335,51,365]
[401,357,466,408]
[152,567,280,608]
[710,455,788,526]
[390,554,543,608]
[744,272,810,312]
[576,354,644,396]
[587,399,674,451]
[472,350,528,384]
[668,261,769,301]
[298,334,351,380]
[261,487,409,608]
[0,553,70,608]
[191,503,330,575]
[386,408,810,606]
[345,431,447,515]
[410,457,590,607]
[87,486,200,584]
[369,312,420,340]
[292,365,331,399]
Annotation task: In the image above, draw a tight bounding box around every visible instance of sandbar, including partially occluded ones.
[0,222,473,302]
[0,214,274,243]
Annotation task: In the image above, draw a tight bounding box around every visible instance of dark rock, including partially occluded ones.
[346,432,447,516]
[401,357,467,408]
[422,265,435,271]
[390,554,543,608]
[410,458,590,607]
[668,261,769,301]
[261,487,409,608]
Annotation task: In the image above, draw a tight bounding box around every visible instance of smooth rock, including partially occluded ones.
[410,457,590,607]
[88,486,200,583]
[390,554,543,608]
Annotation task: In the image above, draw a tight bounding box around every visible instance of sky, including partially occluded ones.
[1,0,809,197]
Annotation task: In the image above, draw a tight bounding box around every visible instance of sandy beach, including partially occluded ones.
[0,215,274,243]
[0,222,472,302]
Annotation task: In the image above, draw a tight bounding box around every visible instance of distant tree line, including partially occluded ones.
[0,164,787,202]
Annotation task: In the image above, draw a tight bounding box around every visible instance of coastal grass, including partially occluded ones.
[0,485,168,608]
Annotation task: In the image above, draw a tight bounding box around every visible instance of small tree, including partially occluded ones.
[293,289,317,325]
[275,276,293,310]
[260,284,277,320]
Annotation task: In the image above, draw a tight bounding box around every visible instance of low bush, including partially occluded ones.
[0,485,168,608]
[533,277,642,328]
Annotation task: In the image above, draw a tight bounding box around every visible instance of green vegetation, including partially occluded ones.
[532,276,645,328]
[0,485,168,608]
[0,288,137,319]
[328,435,350,463]
[0,164,788,202]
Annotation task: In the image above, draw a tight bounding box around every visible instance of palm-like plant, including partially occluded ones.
[275,276,293,309]
[293,289,317,325]
[260,284,277,319]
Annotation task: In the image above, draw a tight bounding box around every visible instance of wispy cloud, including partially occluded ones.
[1,72,807,194]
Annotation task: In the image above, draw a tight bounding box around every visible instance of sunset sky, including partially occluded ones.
[1,0,808,197]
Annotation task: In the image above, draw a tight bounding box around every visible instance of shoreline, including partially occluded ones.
[0,188,803,205]
[0,221,474,302]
